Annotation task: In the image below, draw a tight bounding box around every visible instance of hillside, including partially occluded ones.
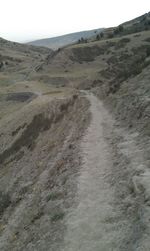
[28,12,150,50]
[28,28,103,50]
[0,37,52,82]
[83,11,150,42]
[0,13,150,250]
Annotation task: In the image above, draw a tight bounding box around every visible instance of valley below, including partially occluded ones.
[0,13,150,250]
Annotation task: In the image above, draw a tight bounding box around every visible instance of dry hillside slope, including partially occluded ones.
[28,28,103,50]
[0,14,150,250]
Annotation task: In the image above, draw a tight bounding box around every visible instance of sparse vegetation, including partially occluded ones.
[96,32,104,41]
[51,212,65,222]
[46,192,61,201]
[78,37,88,44]
[96,34,100,40]
[0,11,150,251]
[100,32,104,38]
[114,25,124,35]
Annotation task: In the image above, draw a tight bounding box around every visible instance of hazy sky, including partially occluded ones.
[0,0,149,42]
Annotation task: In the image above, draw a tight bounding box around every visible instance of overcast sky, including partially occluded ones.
[0,0,149,42]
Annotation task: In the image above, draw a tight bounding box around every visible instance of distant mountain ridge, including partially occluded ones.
[28,28,104,50]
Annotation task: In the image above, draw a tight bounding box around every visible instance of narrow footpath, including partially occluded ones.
[62,92,131,251]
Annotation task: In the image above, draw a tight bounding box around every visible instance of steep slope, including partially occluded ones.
[0,91,90,250]
[0,37,90,249]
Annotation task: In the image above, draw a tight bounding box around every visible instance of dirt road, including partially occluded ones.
[62,92,134,251]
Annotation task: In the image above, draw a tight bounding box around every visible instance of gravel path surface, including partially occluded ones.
[62,92,131,251]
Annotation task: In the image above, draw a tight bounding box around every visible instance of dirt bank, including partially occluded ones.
[0,93,90,251]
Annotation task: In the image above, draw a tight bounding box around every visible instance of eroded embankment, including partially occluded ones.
[0,94,77,164]
[0,93,90,251]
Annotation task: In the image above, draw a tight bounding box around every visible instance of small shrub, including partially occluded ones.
[114,25,124,35]
[46,192,61,201]
[100,32,104,38]
[79,37,87,44]
[118,25,124,32]
[96,34,100,40]
[31,210,44,223]
[51,212,65,222]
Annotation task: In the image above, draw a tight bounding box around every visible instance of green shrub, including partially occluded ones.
[114,25,124,35]
[100,32,104,38]
[51,212,65,222]
[46,192,61,201]
[96,34,100,40]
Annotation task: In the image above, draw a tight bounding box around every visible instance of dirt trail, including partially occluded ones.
[62,92,131,251]
[1,91,148,250]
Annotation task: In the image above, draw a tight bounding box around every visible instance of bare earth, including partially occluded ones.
[62,92,150,251]
[62,92,127,250]
[0,90,149,250]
